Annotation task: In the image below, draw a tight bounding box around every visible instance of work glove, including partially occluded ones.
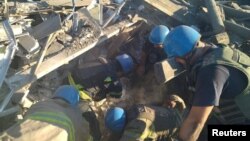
[165,95,186,112]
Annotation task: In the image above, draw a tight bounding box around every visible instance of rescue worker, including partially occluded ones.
[163,25,250,141]
[69,53,134,101]
[0,85,92,141]
[104,95,186,141]
[136,25,170,75]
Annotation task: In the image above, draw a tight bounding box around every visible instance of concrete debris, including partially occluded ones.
[219,3,250,19]
[102,0,126,28]
[205,0,225,34]
[211,32,230,45]
[154,58,186,84]
[0,0,249,139]
[0,24,23,42]
[30,14,62,40]
[224,20,250,40]
[3,2,49,17]
[18,35,40,54]
[0,0,133,118]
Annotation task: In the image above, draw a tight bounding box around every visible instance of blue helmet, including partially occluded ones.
[149,25,170,45]
[105,107,126,133]
[163,25,201,57]
[53,85,79,106]
[115,54,134,73]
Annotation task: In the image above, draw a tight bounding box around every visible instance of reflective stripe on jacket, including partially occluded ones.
[120,105,182,141]
[2,99,92,141]
[27,111,76,141]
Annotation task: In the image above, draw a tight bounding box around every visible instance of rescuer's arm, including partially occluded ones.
[178,106,213,141]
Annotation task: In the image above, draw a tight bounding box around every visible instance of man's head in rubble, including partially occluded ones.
[149,25,170,48]
[115,53,134,76]
[163,25,204,68]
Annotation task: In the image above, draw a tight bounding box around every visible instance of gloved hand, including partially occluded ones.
[164,95,186,112]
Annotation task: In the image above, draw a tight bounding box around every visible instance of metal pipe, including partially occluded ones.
[29,32,57,79]
[99,0,103,25]
[0,20,17,89]
[0,89,15,112]
[102,1,126,28]
[63,0,76,23]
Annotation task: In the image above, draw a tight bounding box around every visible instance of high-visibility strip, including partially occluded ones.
[27,111,75,141]
[123,127,155,140]
[123,119,156,140]
[147,124,156,139]
[104,77,112,83]
[139,124,155,140]
[68,72,92,101]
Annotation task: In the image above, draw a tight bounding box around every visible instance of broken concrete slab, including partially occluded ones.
[219,4,250,19]
[45,41,64,58]
[5,20,134,98]
[106,21,147,58]
[41,0,93,7]
[145,0,248,43]
[211,32,230,45]
[7,1,49,15]
[0,25,22,42]
[30,14,62,40]
[154,58,186,84]
[224,20,250,40]
[205,0,225,34]
[145,0,193,25]
[75,8,102,37]
[18,35,40,54]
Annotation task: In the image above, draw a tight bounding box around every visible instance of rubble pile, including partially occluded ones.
[0,0,132,118]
